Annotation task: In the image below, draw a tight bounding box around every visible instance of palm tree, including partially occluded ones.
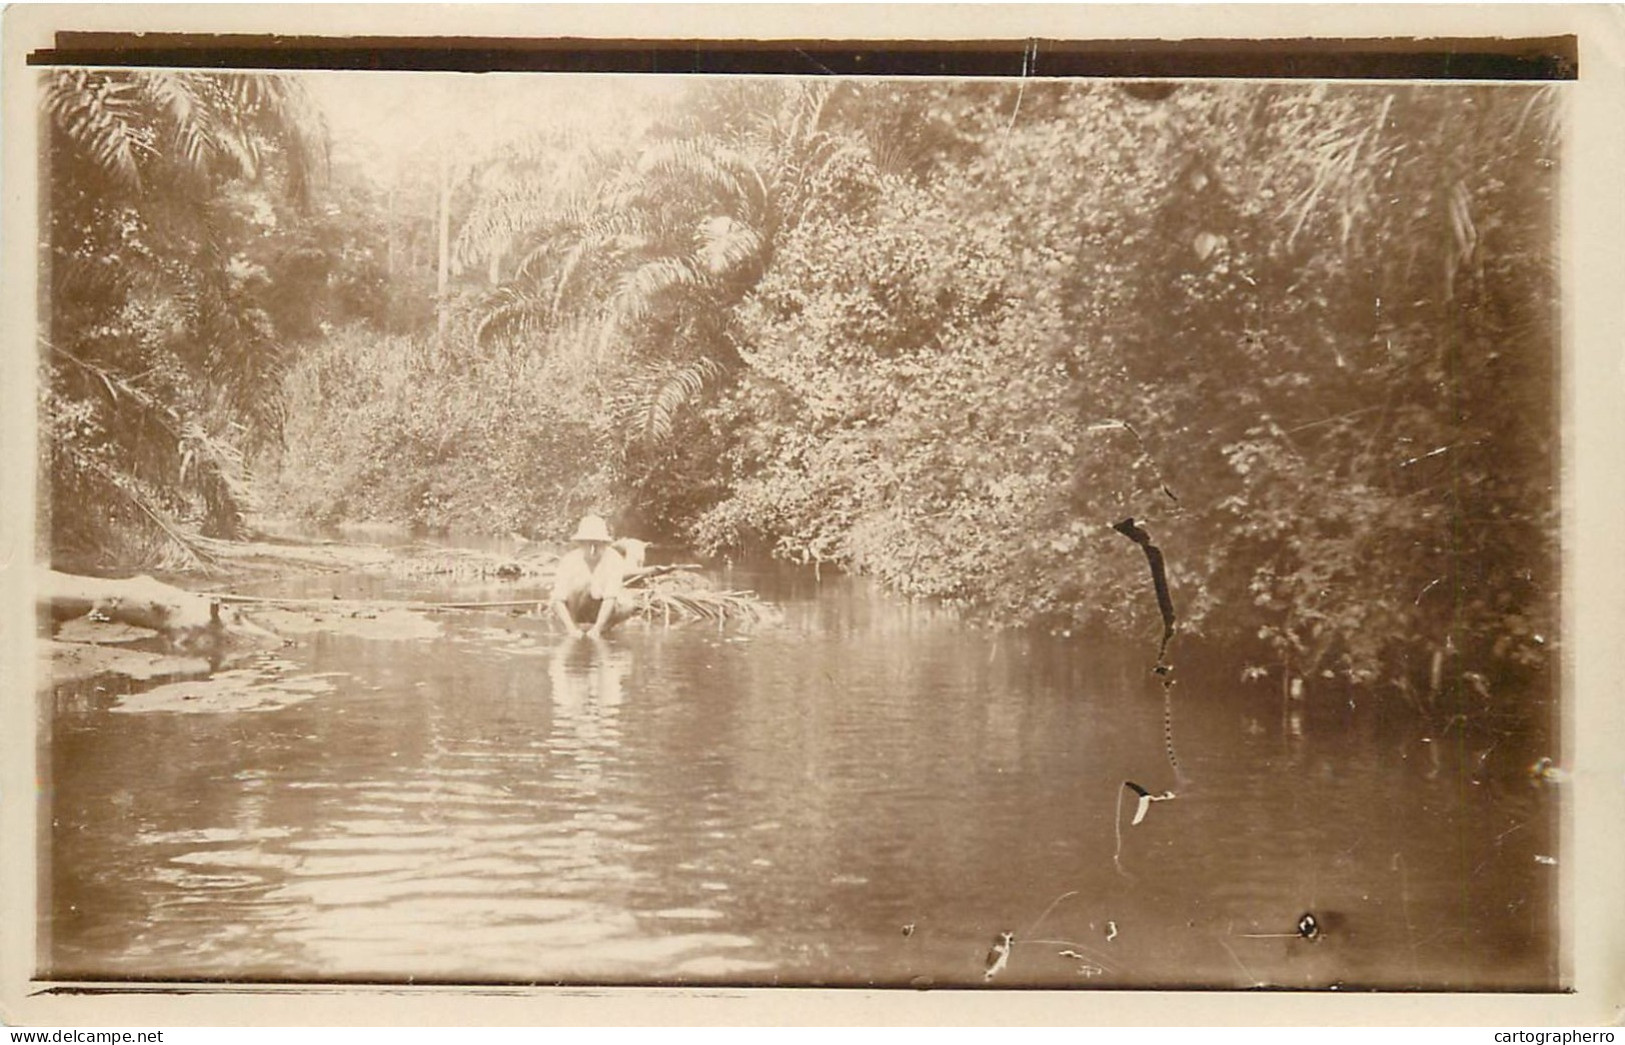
[464,79,863,450]
[44,69,325,200]
[42,68,328,564]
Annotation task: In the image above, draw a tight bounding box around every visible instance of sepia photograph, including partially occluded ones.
[4,3,1624,1029]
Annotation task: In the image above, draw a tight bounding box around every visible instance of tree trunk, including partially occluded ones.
[436,148,452,349]
[41,570,280,653]
[386,180,397,281]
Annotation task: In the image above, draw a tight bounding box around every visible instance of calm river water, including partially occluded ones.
[43,552,1560,989]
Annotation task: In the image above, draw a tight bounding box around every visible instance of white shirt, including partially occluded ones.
[551,545,627,603]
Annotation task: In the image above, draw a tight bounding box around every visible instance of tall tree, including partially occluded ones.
[461,81,861,447]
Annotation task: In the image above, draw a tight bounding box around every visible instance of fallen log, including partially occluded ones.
[205,592,464,612]
[205,592,542,614]
[207,577,774,626]
[41,570,282,653]
[201,563,708,613]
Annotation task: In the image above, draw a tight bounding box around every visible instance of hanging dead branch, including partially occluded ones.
[1113,517,1177,671]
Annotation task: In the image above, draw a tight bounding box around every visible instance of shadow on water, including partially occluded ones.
[42,554,1559,989]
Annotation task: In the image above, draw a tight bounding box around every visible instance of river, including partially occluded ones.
[42,547,1560,989]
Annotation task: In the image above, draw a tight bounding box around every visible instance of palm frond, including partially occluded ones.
[695,215,765,276]
[45,70,151,192]
[178,418,253,537]
[609,356,728,448]
[473,284,554,346]
[455,179,556,273]
[775,80,837,149]
[516,209,650,290]
[46,69,328,204]
[547,237,594,318]
[630,579,781,627]
[1514,84,1561,146]
[612,256,710,322]
[637,139,769,218]
[456,134,620,274]
[142,71,220,178]
[226,73,329,202]
[58,444,225,571]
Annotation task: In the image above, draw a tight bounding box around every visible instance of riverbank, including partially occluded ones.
[40,530,776,706]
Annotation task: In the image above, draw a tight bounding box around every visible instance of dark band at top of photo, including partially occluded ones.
[29,33,1579,81]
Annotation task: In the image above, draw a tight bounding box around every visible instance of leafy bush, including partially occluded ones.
[691,81,1558,699]
[264,324,619,538]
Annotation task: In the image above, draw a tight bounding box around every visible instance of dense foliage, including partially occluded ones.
[44,72,1559,703]
[41,70,344,565]
[696,80,1558,699]
[265,322,615,536]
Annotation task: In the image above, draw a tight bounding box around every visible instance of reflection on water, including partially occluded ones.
[43,563,1559,988]
[549,637,629,721]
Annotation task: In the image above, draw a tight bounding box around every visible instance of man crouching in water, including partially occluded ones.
[550,514,629,639]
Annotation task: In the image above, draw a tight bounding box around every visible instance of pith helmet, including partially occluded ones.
[571,515,612,542]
